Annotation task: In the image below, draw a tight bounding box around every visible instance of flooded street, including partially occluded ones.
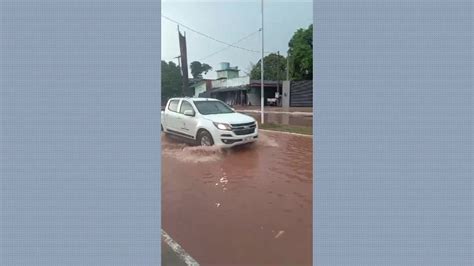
[162,131,312,266]
[243,112,313,127]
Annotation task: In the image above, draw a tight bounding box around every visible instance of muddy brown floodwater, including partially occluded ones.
[162,131,312,266]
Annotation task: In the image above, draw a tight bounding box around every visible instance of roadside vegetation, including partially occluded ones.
[250,24,313,81]
[259,122,312,136]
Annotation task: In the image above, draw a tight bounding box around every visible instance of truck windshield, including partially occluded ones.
[193,101,234,115]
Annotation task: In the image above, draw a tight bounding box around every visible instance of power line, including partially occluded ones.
[198,29,261,61]
[162,14,261,53]
[162,14,278,69]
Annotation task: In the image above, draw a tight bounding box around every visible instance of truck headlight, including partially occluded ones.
[213,122,232,131]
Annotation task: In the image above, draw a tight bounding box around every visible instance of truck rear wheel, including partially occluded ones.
[197,130,214,146]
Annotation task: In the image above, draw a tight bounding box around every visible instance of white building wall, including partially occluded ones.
[211,76,250,88]
[193,83,207,97]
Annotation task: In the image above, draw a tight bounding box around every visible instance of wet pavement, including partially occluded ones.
[243,112,313,128]
[161,131,312,266]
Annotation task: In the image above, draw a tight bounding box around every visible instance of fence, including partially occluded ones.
[290,80,313,107]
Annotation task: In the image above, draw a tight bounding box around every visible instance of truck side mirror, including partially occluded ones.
[183,110,195,117]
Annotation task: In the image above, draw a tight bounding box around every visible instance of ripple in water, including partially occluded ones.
[257,134,279,148]
[162,132,280,163]
[162,145,223,163]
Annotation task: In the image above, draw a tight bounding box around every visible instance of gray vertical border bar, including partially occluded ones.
[314,0,472,265]
[1,1,161,265]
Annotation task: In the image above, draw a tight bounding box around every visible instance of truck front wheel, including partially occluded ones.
[197,130,214,146]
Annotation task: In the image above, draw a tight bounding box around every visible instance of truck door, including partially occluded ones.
[178,100,198,139]
[165,99,181,132]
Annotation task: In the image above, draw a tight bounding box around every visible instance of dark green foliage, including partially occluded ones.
[288,24,313,80]
[250,53,286,80]
[161,60,182,103]
[190,61,212,79]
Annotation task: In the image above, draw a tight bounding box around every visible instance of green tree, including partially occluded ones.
[161,60,182,103]
[250,53,286,80]
[288,24,313,80]
[190,61,212,79]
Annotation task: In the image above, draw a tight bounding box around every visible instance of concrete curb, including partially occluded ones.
[238,110,313,116]
[259,129,313,138]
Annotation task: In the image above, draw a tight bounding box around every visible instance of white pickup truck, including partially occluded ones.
[161,97,258,147]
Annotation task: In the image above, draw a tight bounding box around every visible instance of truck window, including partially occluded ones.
[179,101,194,114]
[193,100,234,115]
[168,100,179,112]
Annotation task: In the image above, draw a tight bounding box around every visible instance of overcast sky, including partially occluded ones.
[162,0,313,79]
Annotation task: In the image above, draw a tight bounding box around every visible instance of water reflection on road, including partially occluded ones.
[243,112,313,127]
[162,131,312,266]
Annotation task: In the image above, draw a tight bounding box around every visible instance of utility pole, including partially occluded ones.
[260,0,265,124]
[277,51,280,107]
[286,55,290,81]
[177,25,184,96]
[178,25,189,97]
[173,55,183,95]
[176,26,180,71]
[174,55,182,73]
